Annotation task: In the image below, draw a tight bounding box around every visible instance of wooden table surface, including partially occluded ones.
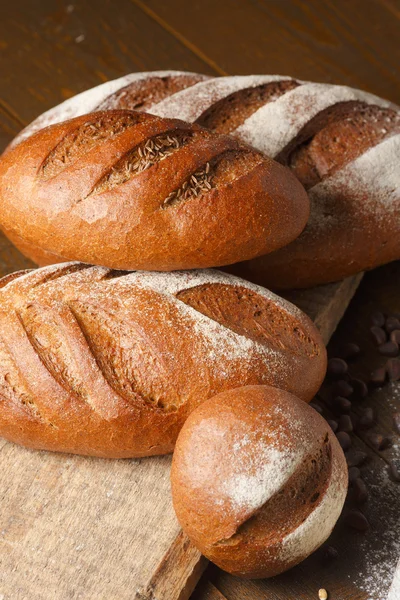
[1,1,399,599]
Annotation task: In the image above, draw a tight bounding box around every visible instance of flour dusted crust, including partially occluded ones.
[0,264,326,458]
[171,385,347,578]
[10,70,399,288]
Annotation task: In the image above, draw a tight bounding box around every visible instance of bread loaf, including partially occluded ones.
[0,109,309,272]
[171,385,347,578]
[16,71,399,288]
[0,263,326,458]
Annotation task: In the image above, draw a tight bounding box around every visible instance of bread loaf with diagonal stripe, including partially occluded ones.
[0,263,326,457]
[12,71,399,288]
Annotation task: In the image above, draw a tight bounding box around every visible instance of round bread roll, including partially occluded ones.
[171,385,347,578]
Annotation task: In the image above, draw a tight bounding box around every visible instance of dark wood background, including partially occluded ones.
[1,1,399,599]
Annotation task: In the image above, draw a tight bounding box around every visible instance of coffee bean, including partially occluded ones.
[310,402,323,414]
[370,311,385,328]
[344,510,370,531]
[386,358,400,381]
[390,330,400,345]
[369,367,386,386]
[332,379,353,398]
[332,396,352,415]
[327,358,348,378]
[393,412,400,435]
[348,466,361,483]
[385,316,400,334]
[327,419,338,433]
[338,414,353,433]
[322,545,339,562]
[358,407,375,430]
[388,460,400,482]
[336,431,351,451]
[338,342,361,361]
[350,378,368,400]
[378,341,399,357]
[367,432,384,451]
[381,436,392,450]
[353,478,368,504]
[370,326,387,346]
[346,450,368,467]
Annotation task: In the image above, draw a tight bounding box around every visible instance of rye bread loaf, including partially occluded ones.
[171,385,347,578]
[0,263,326,458]
[0,109,309,272]
[15,71,399,288]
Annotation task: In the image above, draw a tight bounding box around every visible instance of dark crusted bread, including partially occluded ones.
[0,109,309,272]
[14,71,399,288]
[171,385,347,578]
[0,264,326,458]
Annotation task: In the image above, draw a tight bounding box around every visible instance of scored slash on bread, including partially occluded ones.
[0,263,326,458]
[0,109,309,272]
[171,385,348,578]
[11,70,400,288]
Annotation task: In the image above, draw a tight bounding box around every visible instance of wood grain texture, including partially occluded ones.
[0,0,398,599]
[139,0,400,103]
[0,0,216,127]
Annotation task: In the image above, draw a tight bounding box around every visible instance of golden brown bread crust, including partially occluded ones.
[0,109,309,271]
[10,72,400,287]
[171,385,347,578]
[233,102,400,288]
[0,264,326,458]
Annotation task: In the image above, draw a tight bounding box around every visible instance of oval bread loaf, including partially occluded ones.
[171,385,347,578]
[0,109,309,272]
[16,71,400,288]
[0,264,326,458]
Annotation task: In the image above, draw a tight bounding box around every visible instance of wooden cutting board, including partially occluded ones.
[0,233,363,600]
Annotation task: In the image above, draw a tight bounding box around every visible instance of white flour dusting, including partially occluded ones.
[151,74,290,122]
[235,81,394,157]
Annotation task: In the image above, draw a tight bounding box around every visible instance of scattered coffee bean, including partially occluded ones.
[386,358,400,381]
[388,460,400,482]
[378,341,399,357]
[346,449,368,467]
[322,546,339,562]
[390,330,400,345]
[385,316,400,334]
[327,358,348,378]
[353,478,368,504]
[381,436,392,450]
[350,378,368,400]
[338,342,360,361]
[327,419,338,433]
[393,412,400,435]
[358,407,375,429]
[332,380,353,398]
[367,432,384,451]
[369,367,386,386]
[332,396,352,415]
[344,510,370,531]
[310,402,323,414]
[338,414,353,433]
[370,326,387,346]
[348,466,361,483]
[370,311,385,328]
[336,431,351,451]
